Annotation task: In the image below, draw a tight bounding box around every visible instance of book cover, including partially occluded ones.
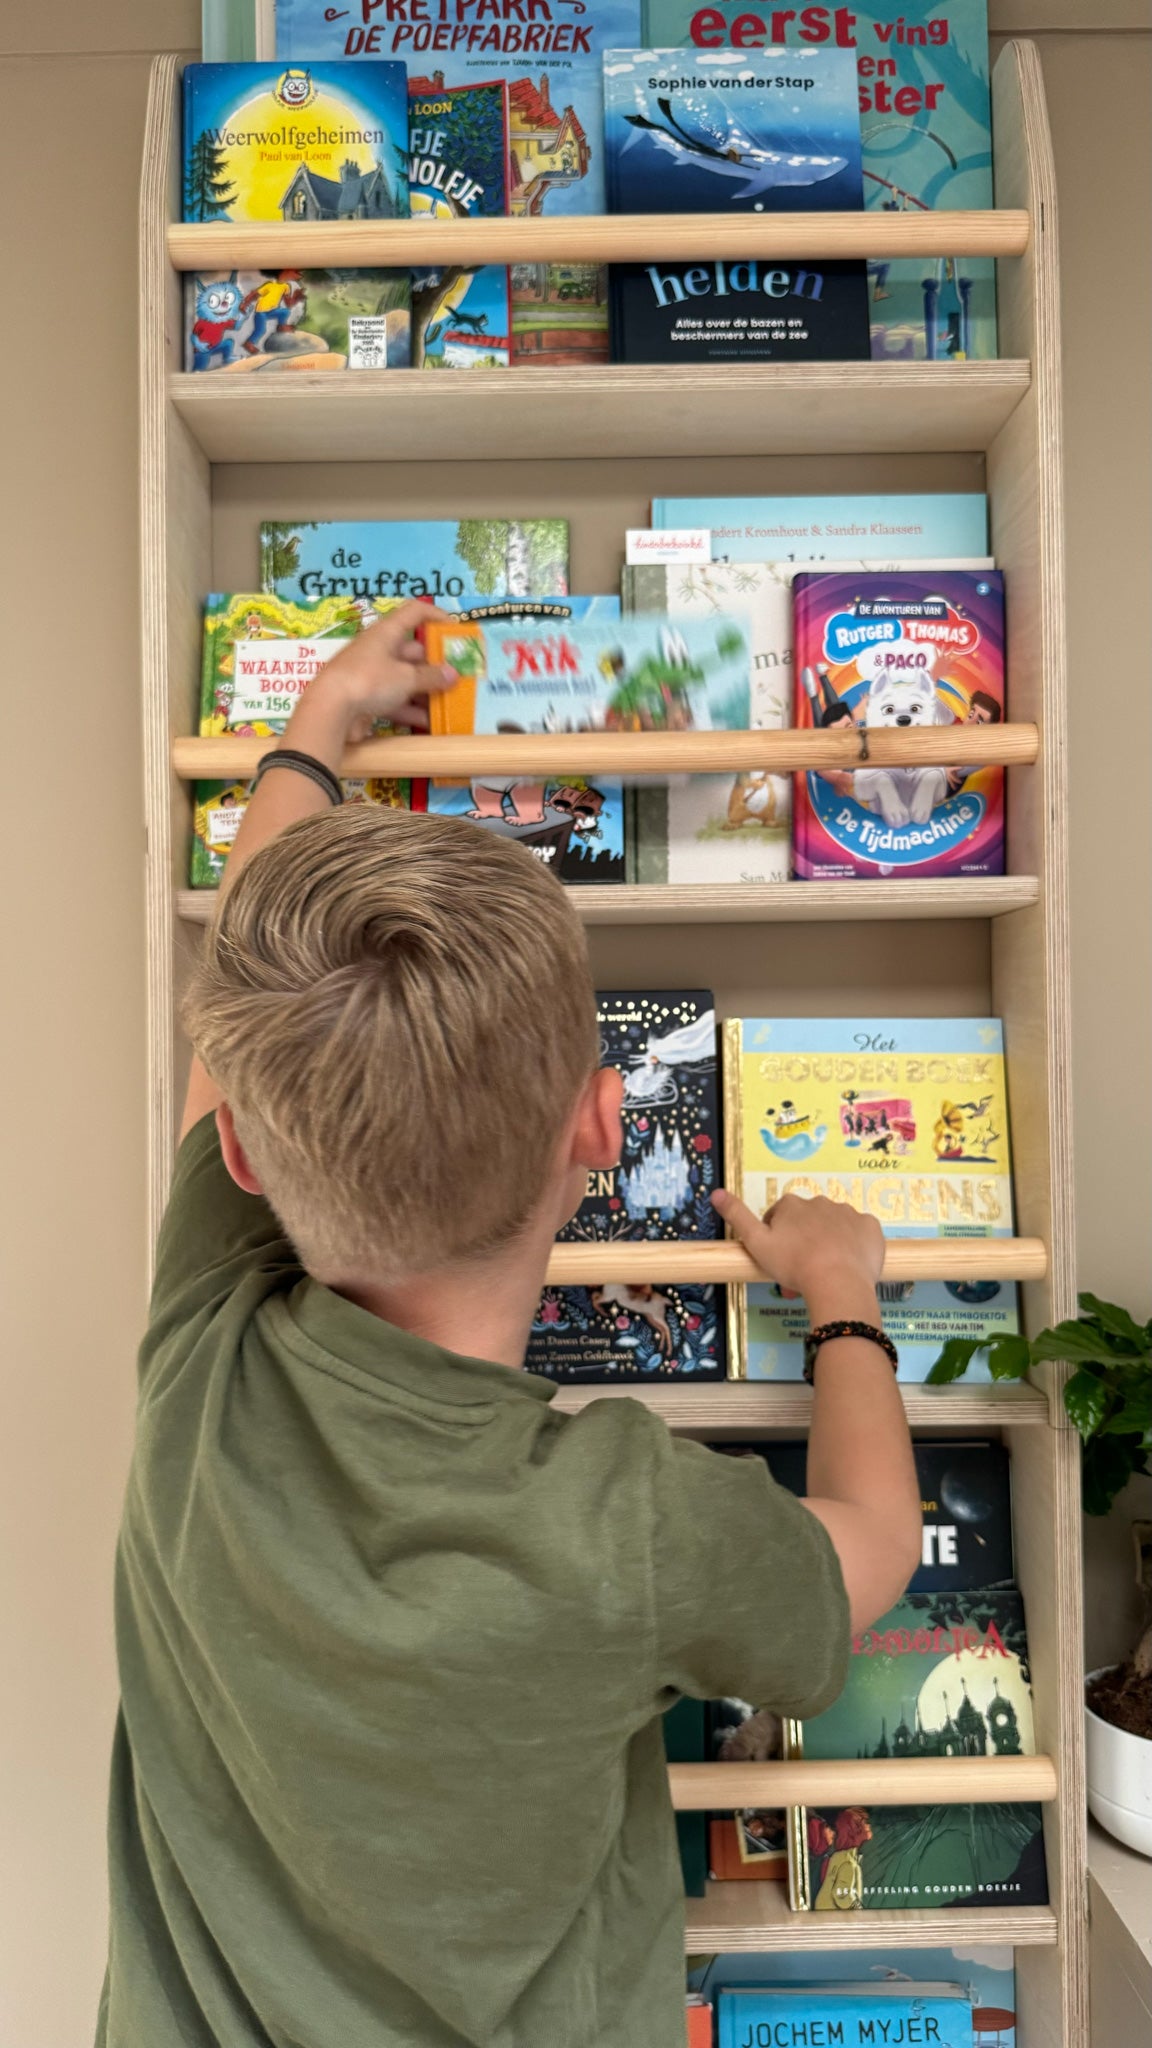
[689,1946,1017,2048]
[722,1017,1018,1382]
[273,2,645,366]
[717,1986,972,2048]
[261,519,570,604]
[685,2000,712,2048]
[650,495,990,561]
[640,0,996,361]
[182,61,409,223]
[708,1694,790,1882]
[184,269,411,372]
[665,1697,709,1898]
[793,569,1006,879]
[189,592,413,886]
[425,597,627,887]
[525,990,726,1381]
[789,1588,1049,1912]
[409,77,512,369]
[605,47,869,364]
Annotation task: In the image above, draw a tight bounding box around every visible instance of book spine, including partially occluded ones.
[721,1018,746,1381]
[198,597,219,730]
[783,1716,810,1911]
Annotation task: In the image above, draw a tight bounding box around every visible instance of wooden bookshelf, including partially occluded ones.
[140,40,1084,2042]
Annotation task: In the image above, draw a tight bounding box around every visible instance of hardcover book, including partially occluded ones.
[604,46,869,364]
[717,1985,972,2048]
[261,519,570,604]
[722,1017,1018,1381]
[525,990,726,1381]
[665,1698,708,1898]
[690,1946,1017,2048]
[650,494,990,562]
[640,0,997,362]
[273,1,645,366]
[409,77,512,369]
[189,592,413,886]
[789,1588,1049,1912]
[182,61,409,223]
[793,569,1006,879]
[184,269,410,372]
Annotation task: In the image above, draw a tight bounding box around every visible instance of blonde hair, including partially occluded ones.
[184,806,599,1279]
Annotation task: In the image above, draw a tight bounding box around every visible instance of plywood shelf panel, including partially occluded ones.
[169,362,1032,465]
[684,1885,1058,1951]
[550,1381,1049,1431]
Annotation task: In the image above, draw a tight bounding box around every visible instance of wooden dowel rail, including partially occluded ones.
[168,210,1030,272]
[173,724,1039,783]
[668,1755,1057,1810]
[546,1239,1045,1286]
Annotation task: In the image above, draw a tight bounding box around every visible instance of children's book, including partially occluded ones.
[686,1997,713,2048]
[261,519,570,604]
[425,597,627,886]
[793,569,1006,879]
[182,62,409,223]
[184,269,410,372]
[525,991,726,1381]
[189,592,413,886]
[640,0,996,361]
[789,1588,1049,1912]
[273,2,645,366]
[707,1695,790,1882]
[409,78,512,369]
[717,1984,972,2048]
[605,46,869,364]
[689,1945,1017,2048]
[651,494,990,562]
[722,1017,1018,1381]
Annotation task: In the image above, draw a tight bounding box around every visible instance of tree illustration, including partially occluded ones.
[185,132,237,223]
[454,521,511,595]
[523,520,568,594]
[259,523,317,590]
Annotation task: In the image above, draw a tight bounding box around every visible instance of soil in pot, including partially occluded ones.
[1087,1661,1152,1740]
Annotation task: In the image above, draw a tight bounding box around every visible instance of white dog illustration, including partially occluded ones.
[854,666,953,827]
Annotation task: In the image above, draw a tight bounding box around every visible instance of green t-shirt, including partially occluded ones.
[98,1118,848,2048]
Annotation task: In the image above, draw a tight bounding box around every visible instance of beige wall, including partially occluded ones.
[0,5,1148,2044]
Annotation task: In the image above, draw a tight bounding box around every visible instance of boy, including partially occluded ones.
[98,604,921,2048]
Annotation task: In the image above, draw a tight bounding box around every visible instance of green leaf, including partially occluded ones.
[986,1335,1033,1382]
[1077,1294,1149,1350]
[1063,1366,1112,1441]
[1101,1384,1152,1436]
[1082,1433,1148,1517]
[927,1339,984,1385]
[1031,1322,1134,1367]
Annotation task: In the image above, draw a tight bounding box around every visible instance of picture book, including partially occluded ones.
[424,615,751,740]
[651,494,990,562]
[717,1985,972,2048]
[274,0,646,365]
[189,592,414,885]
[707,1696,790,1883]
[685,1999,712,2048]
[184,269,410,373]
[182,62,409,223]
[425,597,627,887]
[722,1018,1018,1381]
[789,1588,1048,1911]
[525,991,726,1381]
[689,1945,1017,2048]
[640,0,996,361]
[605,47,869,364]
[793,569,1006,879]
[261,519,570,604]
[409,78,512,369]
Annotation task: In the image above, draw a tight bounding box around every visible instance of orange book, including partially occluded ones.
[686,1998,713,2047]
[423,618,486,737]
[707,1817,788,1883]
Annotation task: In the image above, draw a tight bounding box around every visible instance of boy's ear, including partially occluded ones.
[568,1064,624,1171]
[216,1103,265,1197]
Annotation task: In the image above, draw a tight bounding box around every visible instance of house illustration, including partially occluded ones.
[508,74,588,216]
[280,157,397,222]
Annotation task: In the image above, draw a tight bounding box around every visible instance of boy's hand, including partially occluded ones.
[310,599,459,739]
[711,1189,884,1323]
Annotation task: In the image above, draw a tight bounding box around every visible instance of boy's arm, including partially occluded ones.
[713,1190,922,1632]
[180,603,454,1140]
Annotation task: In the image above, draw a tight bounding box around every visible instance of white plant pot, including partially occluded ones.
[1086,1665,1152,1858]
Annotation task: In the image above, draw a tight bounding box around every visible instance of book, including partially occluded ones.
[425,597,627,887]
[722,1017,1018,1381]
[793,569,1006,880]
[640,0,996,362]
[184,269,410,372]
[664,1698,709,1898]
[525,990,726,1381]
[409,77,512,369]
[621,557,992,884]
[189,592,414,886]
[708,1693,790,1882]
[182,62,409,224]
[424,614,751,740]
[261,519,570,604]
[650,494,990,561]
[789,1588,1049,1911]
[689,1946,1017,2048]
[604,47,870,364]
[686,1997,713,2048]
[273,2,646,366]
[717,1985,972,2048]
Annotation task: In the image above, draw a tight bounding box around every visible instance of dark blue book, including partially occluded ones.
[603,47,870,363]
[526,990,725,1381]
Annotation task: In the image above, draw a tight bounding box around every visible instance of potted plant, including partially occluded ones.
[930,1294,1152,1856]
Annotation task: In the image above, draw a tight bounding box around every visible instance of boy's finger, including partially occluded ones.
[377,598,455,640]
[402,660,458,696]
[388,701,430,730]
[711,1189,779,1264]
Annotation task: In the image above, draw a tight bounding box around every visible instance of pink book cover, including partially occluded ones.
[792,570,1006,880]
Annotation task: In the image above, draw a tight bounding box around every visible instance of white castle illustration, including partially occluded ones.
[622,1125,690,1220]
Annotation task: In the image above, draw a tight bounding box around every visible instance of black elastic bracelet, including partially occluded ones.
[254,749,344,807]
[803,1319,899,1386]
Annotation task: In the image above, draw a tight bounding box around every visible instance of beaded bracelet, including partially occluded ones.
[254,748,344,807]
[802,1319,899,1386]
